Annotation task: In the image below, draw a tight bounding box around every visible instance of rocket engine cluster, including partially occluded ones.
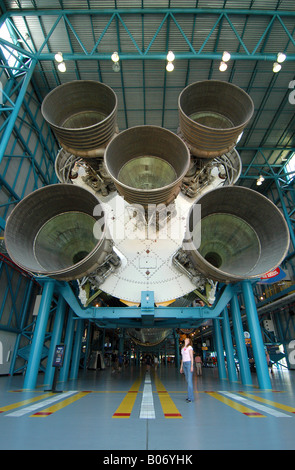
[4,79,290,344]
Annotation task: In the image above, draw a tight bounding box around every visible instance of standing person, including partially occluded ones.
[265,349,274,374]
[180,337,194,402]
[154,356,159,371]
[195,354,202,376]
[111,352,117,373]
[118,353,123,371]
[145,354,152,371]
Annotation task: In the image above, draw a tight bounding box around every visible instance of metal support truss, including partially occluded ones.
[1,9,295,62]
[0,6,294,389]
[0,253,38,374]
[0,57,58,228]
[42,278,240,329]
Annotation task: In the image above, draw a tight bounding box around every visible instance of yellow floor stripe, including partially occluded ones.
[30,392,91,417]
[0,393,54,413]
[240,392,295,414]
[206,392,265,417]
[112,375,143,418]
[154,374,182,419]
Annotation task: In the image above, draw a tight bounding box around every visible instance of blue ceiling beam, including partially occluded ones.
[2,9,295,17]
[1,10,294,62]
[31,52,295,61]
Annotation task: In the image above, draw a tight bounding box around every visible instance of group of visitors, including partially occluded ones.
[111,352,128,372]
[143,354,159,371]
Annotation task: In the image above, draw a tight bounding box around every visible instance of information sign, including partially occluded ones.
[52,344,65,368]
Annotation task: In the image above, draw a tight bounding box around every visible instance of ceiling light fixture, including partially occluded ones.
[111,51,120,63]
[273,62,281,73]
[256,175,265,186]
[57,61,66,72]
[17,33,30,43]
[166,50,175,62]
[55,52,63,63]
[112,62,120,72]
[219,61,227,72]
[277,52,286,63]
[166,61,174,72]
[222,51,231,62]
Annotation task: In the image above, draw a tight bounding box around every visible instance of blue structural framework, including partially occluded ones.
[20,278,272,391]
[0,6,294,392]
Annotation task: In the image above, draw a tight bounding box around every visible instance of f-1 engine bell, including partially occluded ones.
[127,328,172,347]
[104,125,190,208]
[184,186,290,283]
[41,80,117,159]
[4,184,113,281]
[178,80,254,159]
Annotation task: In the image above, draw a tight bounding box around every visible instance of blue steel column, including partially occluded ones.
[222,308,238,382]
[174,330,180,369]
[118,329,124,356]
[101,328,105,358]
[70,319,84,380]
[275,313,291,369]
[242,280,272,389]
[164,341,167,366]
[213,318,227,380]
[59,310,75,384]
[10,278,34,375]
[44,296,66,388]
[83,322,91,370]
[23,280,55,390]
[230,294,252,386]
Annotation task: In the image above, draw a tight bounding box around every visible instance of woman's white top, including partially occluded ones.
[181,345,193,362]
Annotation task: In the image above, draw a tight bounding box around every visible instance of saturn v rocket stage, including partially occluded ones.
[4,80,290,347]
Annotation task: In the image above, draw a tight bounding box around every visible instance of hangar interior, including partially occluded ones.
[0,0,295,451]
